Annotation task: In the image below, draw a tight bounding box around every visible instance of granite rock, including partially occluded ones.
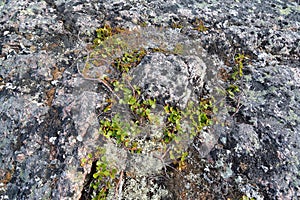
[0,0,299,199]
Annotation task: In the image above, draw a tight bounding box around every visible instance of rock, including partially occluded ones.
[0,0,299,199]
[131,52,206,108]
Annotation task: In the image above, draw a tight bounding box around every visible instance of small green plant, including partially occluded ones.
[91,149,118,200]
[178,151,188,170]
[94,24,113,44]
[113,80,156,123]
[99,114,142,153]
[231,53,247,81]
[81,24,137,76]
[162,99,213,144]
[218,52,250,115]
[184,99,214,137]
[163,105,183,143]
[193,18,208,32]
[226,84,240,98]
[129,96,156,123]
[100,114,129,145]
[240,195,255,200]
[112,48,147,73]
[80,153,94,167]
[162,98,214,168]
[224,53,248,99]
[80,149,119,200]
[93,24,126,45]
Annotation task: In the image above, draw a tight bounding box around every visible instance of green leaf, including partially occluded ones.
[93,173,99,179]
[92,184,98,190]
[102,171,110,177]
[145,109,150,115]
[227,90,234,97]
[81,158,87,164]
[169,151,175,160]
[101,156,106,162]
[128,97,137,105]
[111,168,117,175]
[181,152,188,161]
[164,137,170,143]
[110,173,116,179]
[200,113,208,124]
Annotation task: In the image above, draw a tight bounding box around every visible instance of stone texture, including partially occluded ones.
[131,53,206,108]
[0,0,299,199]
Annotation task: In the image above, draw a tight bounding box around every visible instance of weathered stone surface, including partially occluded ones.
[131,53,206,108]
[0,0,299,199]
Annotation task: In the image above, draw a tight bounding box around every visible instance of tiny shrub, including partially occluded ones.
[231,53,247,81]
[225,53,249,99]
[92,149,118,200]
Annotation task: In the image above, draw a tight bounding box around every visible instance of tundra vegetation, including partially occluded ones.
[80,24,247,199]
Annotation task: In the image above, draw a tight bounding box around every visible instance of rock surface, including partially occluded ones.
[131,52,206,108]
[0,0,299,200]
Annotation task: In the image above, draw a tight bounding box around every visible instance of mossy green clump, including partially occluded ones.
[94,25,113,43]
[93,25,127,44]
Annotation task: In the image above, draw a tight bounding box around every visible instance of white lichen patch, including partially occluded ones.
[117,176,170,200]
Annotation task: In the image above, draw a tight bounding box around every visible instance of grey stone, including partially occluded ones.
[0,0,299,199]
[131,52,206,108]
